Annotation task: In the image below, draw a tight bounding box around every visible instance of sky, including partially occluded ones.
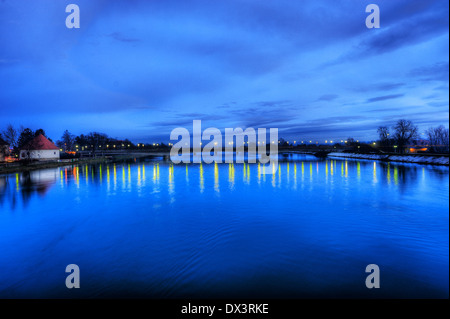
[0,0,448,143]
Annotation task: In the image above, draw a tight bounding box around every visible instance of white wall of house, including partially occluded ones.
[20,149,60,160]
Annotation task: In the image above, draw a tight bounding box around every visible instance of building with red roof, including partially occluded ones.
[20,134,60,161]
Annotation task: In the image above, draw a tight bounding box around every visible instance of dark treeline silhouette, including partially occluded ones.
[377,119,449,154]
[0,125,170,159]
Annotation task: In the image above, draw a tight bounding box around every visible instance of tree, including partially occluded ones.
[377,126,393,149]
[87,132,109,155]
[393,119,418,153]
[425,125,449,153]
[17,128,35,149]
[61,130,75,151]
[34,128,47,137]
[2,124,18,148]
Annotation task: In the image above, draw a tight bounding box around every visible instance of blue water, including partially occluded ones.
[0,154,448,298]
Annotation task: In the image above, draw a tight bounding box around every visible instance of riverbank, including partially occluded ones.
[0,153,155,175]
[328,152,449,166]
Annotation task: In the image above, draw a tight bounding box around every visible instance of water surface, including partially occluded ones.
[0,154,448,298]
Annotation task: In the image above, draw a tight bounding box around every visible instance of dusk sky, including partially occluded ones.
[0,0,448,143]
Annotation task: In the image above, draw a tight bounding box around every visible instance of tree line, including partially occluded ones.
[0,125,167,156]
[377,119,449,154]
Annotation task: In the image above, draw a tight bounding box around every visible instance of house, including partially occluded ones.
[0,136,9,162]
[20,134,60,161]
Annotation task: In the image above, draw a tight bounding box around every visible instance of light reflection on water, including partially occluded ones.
[0,154,448,298]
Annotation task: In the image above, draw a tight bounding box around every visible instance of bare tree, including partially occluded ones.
[425,125,449,153]
[2,124,18,148]
[377,126,393,150]
[61,130,75,151]
[393,119,418,154]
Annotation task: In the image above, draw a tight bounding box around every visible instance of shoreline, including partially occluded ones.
[1,151,449,175]
[0,153,156,175]
[327,152,449,166]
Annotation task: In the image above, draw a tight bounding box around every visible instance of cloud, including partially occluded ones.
[325,0,449,66]
[366,94,404,103]
[427,101,449,108]
[409,62,449,83]
[107,32,140,43]
[317,94,339,102]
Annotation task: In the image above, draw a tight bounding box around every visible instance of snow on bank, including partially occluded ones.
[328,153,449,165]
